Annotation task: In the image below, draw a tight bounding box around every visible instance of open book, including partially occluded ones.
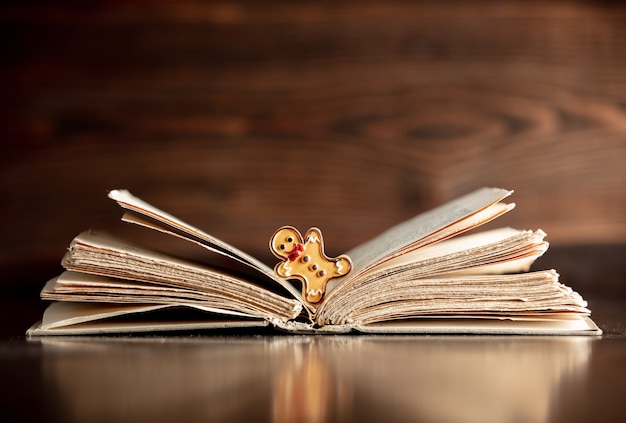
[27,187,601,336]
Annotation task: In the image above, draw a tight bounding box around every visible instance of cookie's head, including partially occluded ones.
[270,226,304,260]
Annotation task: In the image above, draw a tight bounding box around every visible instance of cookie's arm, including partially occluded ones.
[304,227,324,245]
[274,261,292,279]
[334,255,352,275]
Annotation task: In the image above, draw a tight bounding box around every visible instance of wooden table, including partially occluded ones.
[2,308,626,423]
[5,331,625,423]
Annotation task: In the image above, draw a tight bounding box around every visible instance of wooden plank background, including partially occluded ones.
[1,1,625,286]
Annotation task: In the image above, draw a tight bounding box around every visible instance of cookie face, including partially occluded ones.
[270,226,353,305]
[270,226,305,262]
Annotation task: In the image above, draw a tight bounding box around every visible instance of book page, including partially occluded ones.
[355,317,601,335]
[109,190,274,278]
[346,187,513,276]
[323,188,514,297]
[108,190,306,306]
[317,228,557,324]
[59,231,304,322]
[28,302,268,335]
[44,271,299,322]
[369,227,546,272]
[319,269,591,328]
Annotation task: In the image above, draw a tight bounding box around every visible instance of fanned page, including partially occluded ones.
[324,187,514,295]
[31,302,270,335]
[109,188,513,304]
[107,190,305,305]
[56,230,302,321]
[346,187,513,276]
[316,227,597,334]
[108,190,269,274]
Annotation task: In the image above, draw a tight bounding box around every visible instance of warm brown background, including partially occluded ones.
[1,1,625,293]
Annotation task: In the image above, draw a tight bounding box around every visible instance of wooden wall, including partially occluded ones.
[2,1,625,280]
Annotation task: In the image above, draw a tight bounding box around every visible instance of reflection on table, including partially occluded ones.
[34,335,592,423]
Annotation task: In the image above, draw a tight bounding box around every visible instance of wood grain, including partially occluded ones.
[1,1,625,280]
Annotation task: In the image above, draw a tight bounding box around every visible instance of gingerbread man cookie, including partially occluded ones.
[270,226,352,305]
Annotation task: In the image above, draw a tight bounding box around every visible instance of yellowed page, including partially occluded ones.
[346,187,513,277]
[27,302,268,335]
[108,190,306,307]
